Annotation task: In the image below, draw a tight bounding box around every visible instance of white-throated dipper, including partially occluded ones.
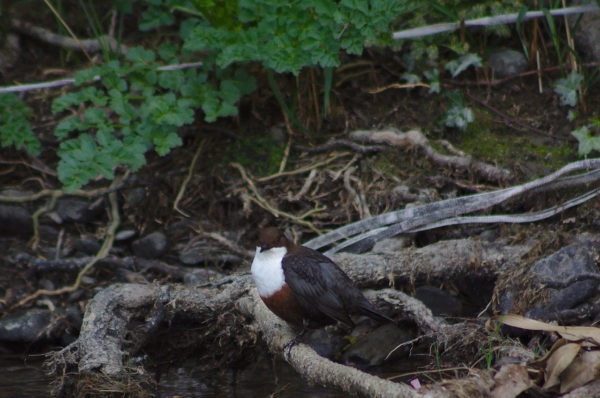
[251,227,394,329]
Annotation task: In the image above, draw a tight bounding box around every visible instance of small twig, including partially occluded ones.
[38,3,93,62]
[465,92,568,141]
[278,136,292,174]
[0,183,125,203]
[30,190,60,249]
[256,152,350,182]
[343,167,371,219]
[391,4,599,40]
[173,139,206,217]
[10,175,123,310]
[446,61,600,88]
[193,228,254,258]
[0,62,204,94]
[366,82,431,94]
[295,140,386,154]
[231,163,323,233]
[54,228,65,261]
[12,18,127,55]
[290,169,318,201]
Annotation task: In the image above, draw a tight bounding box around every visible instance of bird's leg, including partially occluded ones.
[283,322,309,358]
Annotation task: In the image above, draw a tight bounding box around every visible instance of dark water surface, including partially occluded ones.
[0,355,52,398]
[0,355,344,398]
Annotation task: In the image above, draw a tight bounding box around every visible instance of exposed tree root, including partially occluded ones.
[44,238,535,397]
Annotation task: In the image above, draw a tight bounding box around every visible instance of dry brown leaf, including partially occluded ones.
[495,315,600,345]
[542,342,580,390]
[560,350,600,393]
[491,364,533,398]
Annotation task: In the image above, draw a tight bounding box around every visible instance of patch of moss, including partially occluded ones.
[224,133,285,176]
[457,113,575,171]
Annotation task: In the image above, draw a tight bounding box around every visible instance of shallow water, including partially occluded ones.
[0,354,344,398]
[0,355,52,398]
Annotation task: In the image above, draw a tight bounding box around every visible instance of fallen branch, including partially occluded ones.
[391,4,598,40]
[238,291,421,398]
[11,18,128,55]
[350,128,513,183]
[305,157,600,254]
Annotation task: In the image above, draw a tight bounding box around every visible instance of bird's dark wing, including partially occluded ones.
[282,247,356,327]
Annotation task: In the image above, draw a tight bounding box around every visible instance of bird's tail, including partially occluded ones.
[359,303,395,324]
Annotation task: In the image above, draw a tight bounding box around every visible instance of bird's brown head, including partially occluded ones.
[258,227,293,252]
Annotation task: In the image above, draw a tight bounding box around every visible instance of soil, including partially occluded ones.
[1,12,600,398]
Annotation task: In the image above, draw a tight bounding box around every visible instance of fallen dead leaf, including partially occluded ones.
[495,314,600,346]
[542,342,580,390]
[491,363,533,398]
[560,350,600,393]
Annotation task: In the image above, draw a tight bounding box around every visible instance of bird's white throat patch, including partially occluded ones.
[251,246,287,297]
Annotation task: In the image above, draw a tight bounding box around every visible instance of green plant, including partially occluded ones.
[571,117,600,157]
[445,53,482,77]
[52,45,255,190]
[0,94,41,155]
[184,0,414,75]
[441,91,474,130]
[554,70,583,107]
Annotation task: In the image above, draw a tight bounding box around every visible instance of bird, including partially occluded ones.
[251,227,394,331]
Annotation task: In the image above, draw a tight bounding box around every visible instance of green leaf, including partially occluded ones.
[572,125,600,156]
[554,71,583,107]
[139,4,175,31]
[0,94,40,155]
[445,53,482,77]
[126,46,157,64]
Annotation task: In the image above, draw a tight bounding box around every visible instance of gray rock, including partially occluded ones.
[132,231,168,259]
[55,198,103,223]
[38,225,59,242]
[183,269,226,285]
[488,49,528,78]
[415,286,462,317]
[341,323,416,368]
[0,204,32,238]
[179,245,207,265]
[0,309,51,342]
[74,237,101,255]
[126,187,146,207]
[303,328,344,359]
[178,244,241,265]
[571,7,600,61]
[499,235,600,322]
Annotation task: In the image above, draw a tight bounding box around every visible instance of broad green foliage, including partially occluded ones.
[445,53,482,77]
[52,44,255,190]
[3,0,594,192]
[184,0,412,74]
[572,118,600,156]
[0,94,41,155]
[553,70,583,107]
[442,91,474,131]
